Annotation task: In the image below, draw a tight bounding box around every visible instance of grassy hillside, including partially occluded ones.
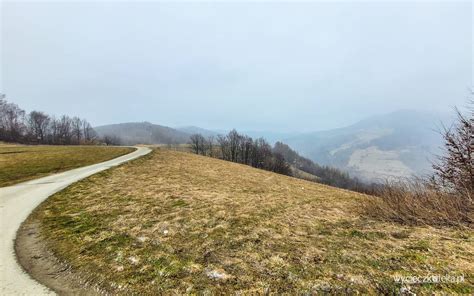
[0,145,134,187]
[32,149,472,294]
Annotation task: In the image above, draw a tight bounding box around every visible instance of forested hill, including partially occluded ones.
[273,142,372,192]
[94,122,190,145]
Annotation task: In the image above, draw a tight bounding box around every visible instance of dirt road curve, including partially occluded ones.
[0,147,151,295]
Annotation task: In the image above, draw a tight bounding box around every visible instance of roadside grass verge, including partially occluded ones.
[32,149,473,294]
[0,145,134,187]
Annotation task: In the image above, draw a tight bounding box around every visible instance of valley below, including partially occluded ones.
[95,110,445,183]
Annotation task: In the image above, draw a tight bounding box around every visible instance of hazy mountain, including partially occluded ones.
[95,122,190,145]
[284,110,446,182]
[95,110,448,182]
[175,126,220,138]
[239,131,302,145]
[176,127,298,144]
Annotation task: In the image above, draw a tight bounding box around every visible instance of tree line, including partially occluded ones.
[0,95,98,145]
[272,141,375,192]
[189,129,374,192]
[189,130,291,175]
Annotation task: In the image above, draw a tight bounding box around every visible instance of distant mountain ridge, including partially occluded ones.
[175,126,219,138]
[176,127,299,144]
[95,110,445,182]
[94,122,190,145]
[284,110,445,182]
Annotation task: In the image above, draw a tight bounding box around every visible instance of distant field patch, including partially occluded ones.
[0,145,134,187]
[32,149,473,294]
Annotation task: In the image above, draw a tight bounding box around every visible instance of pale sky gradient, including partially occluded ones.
[1,1,472,131]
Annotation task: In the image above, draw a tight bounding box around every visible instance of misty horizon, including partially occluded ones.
[2,1,472,132]
[94,107,454,135]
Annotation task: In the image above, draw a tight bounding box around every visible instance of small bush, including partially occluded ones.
[365,180,473,227]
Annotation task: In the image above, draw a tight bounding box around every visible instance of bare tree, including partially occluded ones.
[251,137,272,169]
[57,115,73,144]
[71,117,83,144]
[0,99,25,142]
[189,133,206,155]
[433,103,473,196]
[227,129,242,162]
[239,135,253,165]
[48,116,59,144]
[102,134,122,146]
[272,152,291,175]
[82,120,97,143]
[27,111,50,143]
[0,95,9,140]
[207,135,215,157]
[217,134,230,160]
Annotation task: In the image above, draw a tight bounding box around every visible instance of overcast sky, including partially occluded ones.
[1,1,472,131]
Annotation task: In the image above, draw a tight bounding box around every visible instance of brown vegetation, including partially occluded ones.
[31,149,473,294]
[432,104,473,195]
[365,180,472,227]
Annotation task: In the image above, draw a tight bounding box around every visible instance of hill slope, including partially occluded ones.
[94,122,190,145]
[28,149,473,294]
[285,110,444,181]
[175,126,219,138]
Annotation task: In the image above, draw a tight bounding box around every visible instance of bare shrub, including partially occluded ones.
[102,134,122,146]
[365,179,472,227]
[432,104,473,195]
[366,102,473,227]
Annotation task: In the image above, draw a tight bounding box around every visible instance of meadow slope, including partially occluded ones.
[30,149,473,294]
[0,145,134,187]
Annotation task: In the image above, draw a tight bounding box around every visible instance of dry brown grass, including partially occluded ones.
[365,181,473,227]
[0,145,134,187]
[32,149,473,294]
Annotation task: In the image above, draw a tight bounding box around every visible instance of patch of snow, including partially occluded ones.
[128,256,140,265]
[137,236,148,243]
[206,268,231,280]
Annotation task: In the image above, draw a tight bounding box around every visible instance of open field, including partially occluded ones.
[0,145,134,187]
[30,149,473,294]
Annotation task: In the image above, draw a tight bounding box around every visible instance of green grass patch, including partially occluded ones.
[0,145,134,187]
